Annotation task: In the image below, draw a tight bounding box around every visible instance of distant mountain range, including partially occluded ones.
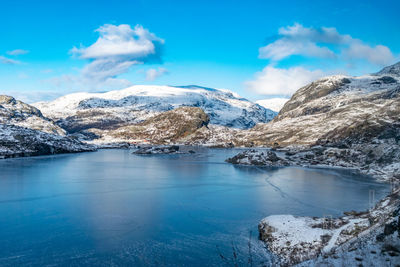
[1,62,399,156]
[34,85,276,132]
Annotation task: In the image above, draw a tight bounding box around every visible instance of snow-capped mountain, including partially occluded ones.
[34,85,276,132]
[256,98,289,112]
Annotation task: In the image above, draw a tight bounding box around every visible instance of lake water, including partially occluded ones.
[0,148,390,266]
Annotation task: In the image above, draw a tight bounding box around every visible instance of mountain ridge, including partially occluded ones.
[34,84,276,133]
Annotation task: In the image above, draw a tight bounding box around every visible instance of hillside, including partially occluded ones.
[88,106,211,145]
[0,95,95,158]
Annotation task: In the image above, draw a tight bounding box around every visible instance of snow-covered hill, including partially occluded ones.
[34,85,276,132]
[0,95,65,135]
[245,62,400,147]
[0,95,95,158]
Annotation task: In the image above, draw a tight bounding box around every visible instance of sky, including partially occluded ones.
[0,0,399,103]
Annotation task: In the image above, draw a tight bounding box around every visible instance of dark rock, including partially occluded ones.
[376,233,385,242]
[382,244,400,255]
[133,145,180,155]
[384,221,397,235]
[378,76,398,84]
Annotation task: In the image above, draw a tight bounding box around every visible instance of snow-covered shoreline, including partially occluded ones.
[259,189,399,266]
[227,147,400,266]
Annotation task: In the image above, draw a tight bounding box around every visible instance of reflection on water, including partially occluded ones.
[0,149,389,266]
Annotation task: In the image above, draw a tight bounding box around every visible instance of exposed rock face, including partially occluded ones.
[0,95,65,135]
[34,85,276,133]
[0,124,95,158]
[88,106,211,145]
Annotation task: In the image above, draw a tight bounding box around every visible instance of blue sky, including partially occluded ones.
[0,0,399,102]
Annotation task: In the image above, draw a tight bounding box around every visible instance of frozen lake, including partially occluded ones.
[0,148,390,266]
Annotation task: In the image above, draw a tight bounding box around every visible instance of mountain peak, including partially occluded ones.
[375,61,400,76]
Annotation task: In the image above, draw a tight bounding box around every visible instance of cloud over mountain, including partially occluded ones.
[145,67,168,81]
[259,23,394,66]
[246,66,324,96]
[50,24,164,91]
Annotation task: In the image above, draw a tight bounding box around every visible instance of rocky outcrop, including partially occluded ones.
[0,95,95,158]
[0,95,65,135]
[133,145,181,155]
[226,149,288,166]
[0,124,95,158]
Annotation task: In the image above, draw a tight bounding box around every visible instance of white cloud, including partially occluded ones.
[0,56,21,65]
[256,98,290,112]
[45,73,133,92]
[145,67,168,81]
[18,72,29,79]
[41,69,53,74]
[343,43,394,66]
[7,49,29,56]
[245,66,324,96]
[71,24,163,61]
[259,23,395,66]
[259,37,335,61]
[50,24,164,91]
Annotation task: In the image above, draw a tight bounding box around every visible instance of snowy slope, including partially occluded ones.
[34,85,276,132]
[0,95,95,158]
[245,62,400,146]
[0,95,66,135]
[374,61,400,76]
[256,98,289,112]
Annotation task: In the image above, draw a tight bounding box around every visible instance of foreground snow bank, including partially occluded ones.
[259,189,400,266]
